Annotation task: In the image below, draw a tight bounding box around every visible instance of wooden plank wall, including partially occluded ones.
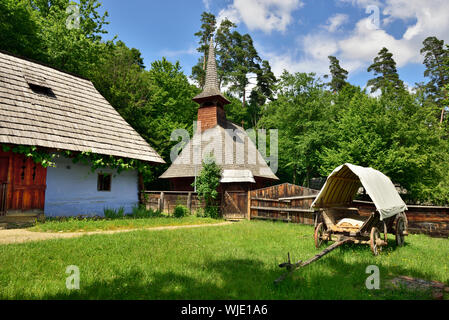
[354,201,449,237]
[142,191,206,215]
[250,183,320,224]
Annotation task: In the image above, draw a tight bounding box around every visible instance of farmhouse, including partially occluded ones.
[160,38,278,218]
[0,51,164,223]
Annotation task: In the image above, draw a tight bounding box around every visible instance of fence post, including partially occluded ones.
[159,192,165,213]
[187,192,192,213]
[247,190,251,220]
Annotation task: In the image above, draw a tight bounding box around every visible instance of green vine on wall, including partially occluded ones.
[1,144,153,181]
[65,150,153,180]
[1,144,56,168]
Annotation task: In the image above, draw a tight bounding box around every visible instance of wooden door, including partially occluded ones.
[222,190,247,220]
[9,154,47,212]
[0,157,8,215]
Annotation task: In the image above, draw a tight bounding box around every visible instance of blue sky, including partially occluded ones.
[98,0,448,91]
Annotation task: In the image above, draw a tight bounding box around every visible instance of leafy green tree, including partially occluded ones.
[194,157,222,218]
[260,72,334,186]
[320,88,448,203]
[367,47,405,94]
[0,0,42,59]
[327,56,348,92]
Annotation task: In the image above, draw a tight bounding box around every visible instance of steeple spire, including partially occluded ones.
[192,37,230,106]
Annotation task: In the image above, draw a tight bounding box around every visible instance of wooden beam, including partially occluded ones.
[279,195,317,201]
[251,197,291,203]
[251,206,315,213]
[252,216,292,222]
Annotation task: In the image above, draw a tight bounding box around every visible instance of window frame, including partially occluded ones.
[97,173,112,192]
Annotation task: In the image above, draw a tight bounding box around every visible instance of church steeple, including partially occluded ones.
[192,37,230,106]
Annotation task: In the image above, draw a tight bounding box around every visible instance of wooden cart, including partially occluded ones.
[314,206,408,256]
[275,163,408,283]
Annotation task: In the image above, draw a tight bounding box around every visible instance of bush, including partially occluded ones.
[103,207,125,219]
[173,205,189,218]
[129,205,162,218]
[204,206,219,219]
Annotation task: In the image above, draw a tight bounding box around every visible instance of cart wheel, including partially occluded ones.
[383,221,388,244]
[396,216,406,247]
[370,227,382,256]
[314,222,327,249]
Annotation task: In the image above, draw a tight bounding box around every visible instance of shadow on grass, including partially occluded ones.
[40,249,439,300]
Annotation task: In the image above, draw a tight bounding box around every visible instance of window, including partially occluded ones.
[28,83,56,98]
[97,173,111,192]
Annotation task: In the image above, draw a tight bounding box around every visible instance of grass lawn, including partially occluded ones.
[0,220,448,299]
[29,216,221,233]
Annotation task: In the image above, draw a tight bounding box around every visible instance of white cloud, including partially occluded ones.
[324,13,349,32]
[217,0,304,33]
[202,0,211,11]
[259,0,449,86]
[203,0,212,11]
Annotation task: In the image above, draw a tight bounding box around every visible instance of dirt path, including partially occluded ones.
[0,222,233,245]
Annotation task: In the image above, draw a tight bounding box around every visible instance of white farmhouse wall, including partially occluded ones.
[44,155,139,216]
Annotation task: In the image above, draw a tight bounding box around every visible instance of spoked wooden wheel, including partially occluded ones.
[370,227,382,256]
[383,221,388,244]
[396,216,406,247]
[314,222,328,249]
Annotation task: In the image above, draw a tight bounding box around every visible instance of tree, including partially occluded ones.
[192,12,216,88]
[367,47,404,94]
[328,56,348,92]
[0,0,42,60]
[420,36,449,123]
[260,71,334,186]
[320,88,448,204]
[194,157,222,218]
[192,12,270,111]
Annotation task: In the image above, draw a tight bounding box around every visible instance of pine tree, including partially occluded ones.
[420,36,449,123]
[191,12,216,88]
[328,56,348,92]
[367,47,404,94]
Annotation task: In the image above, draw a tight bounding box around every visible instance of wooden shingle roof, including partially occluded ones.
[192,37,230,105]
[0,51,164,164]
[160,121,278,180]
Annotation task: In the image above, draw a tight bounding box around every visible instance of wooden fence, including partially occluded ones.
[141,191,206,215]
[142,183,449,237]
[250,183,319,225]
[354,200,449,237]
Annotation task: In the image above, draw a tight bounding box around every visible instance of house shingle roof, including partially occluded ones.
[0,51,165,164]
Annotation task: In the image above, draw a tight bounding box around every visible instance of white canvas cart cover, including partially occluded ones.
[311,163,407,220]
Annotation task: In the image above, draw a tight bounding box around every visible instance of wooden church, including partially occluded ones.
[160,38,278,217]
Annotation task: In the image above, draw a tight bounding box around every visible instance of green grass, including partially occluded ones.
[29,216,221,233]
[1,221,448,299]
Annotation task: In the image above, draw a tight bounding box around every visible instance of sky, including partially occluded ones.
[97,0,449,91]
